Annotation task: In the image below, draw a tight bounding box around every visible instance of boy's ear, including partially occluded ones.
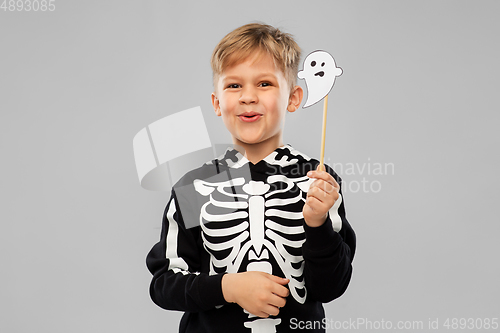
[211,92,221,116]
[287,85,303,112]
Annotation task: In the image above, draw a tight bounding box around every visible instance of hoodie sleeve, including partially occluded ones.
[301,164,356,303]
[146,189,227,312]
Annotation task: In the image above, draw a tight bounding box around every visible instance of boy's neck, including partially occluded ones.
[233,137,285,165]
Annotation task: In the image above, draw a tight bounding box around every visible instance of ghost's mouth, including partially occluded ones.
[314,71,325,77]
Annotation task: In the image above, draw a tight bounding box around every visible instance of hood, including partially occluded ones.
[209,144,314,174]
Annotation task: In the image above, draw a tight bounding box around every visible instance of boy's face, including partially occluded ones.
[212,52,302,150]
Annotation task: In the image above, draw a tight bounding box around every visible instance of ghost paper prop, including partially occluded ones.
[298,50,342,108]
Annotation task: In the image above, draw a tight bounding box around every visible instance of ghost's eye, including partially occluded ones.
[311,61,316,67]
[321,62,325,67]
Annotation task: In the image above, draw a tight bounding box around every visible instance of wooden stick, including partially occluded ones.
[319,94,328,172]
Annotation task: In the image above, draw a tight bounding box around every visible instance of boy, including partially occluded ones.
[146,23,356,333]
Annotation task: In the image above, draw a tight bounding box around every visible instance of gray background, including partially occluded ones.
[1,0,499,332]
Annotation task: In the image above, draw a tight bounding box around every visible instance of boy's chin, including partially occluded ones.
[235,140,264,147]
[235,134,282,148]
[234,136,261,145]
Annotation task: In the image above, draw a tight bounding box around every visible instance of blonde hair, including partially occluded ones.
[211,22,301,95]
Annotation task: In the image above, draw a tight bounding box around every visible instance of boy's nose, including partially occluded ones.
[239,87,258,105]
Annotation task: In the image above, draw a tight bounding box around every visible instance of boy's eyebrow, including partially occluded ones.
[221,75,241,82]
[222,73,278,82]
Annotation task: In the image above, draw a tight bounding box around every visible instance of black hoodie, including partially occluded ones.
[146,144,356,332]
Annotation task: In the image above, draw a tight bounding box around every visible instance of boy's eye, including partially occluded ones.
[227,84,240,89]
[260,82,271,87]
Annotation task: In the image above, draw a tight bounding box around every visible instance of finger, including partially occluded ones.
[255,311,270,319]
[262,304,280,317]
[305,194,327,212]
[308,184,329,201]
[331,177,340,190]
[310,179,335,194]
[306,192,337,216]
[267,274,289,285]
[310,184,339,202]
[269,293,287,308]
[307,188,339,209]
[307,170,339,189]
[271,283,290,298]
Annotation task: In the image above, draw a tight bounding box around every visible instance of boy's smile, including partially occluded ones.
[212,52,303,163]
[238,111,262,123]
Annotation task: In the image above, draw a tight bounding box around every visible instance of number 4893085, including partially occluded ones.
[1,0,56,11]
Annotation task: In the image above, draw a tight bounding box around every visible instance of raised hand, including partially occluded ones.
[303,164,340,227]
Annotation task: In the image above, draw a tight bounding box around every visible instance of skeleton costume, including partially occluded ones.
[146,144,356,333]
